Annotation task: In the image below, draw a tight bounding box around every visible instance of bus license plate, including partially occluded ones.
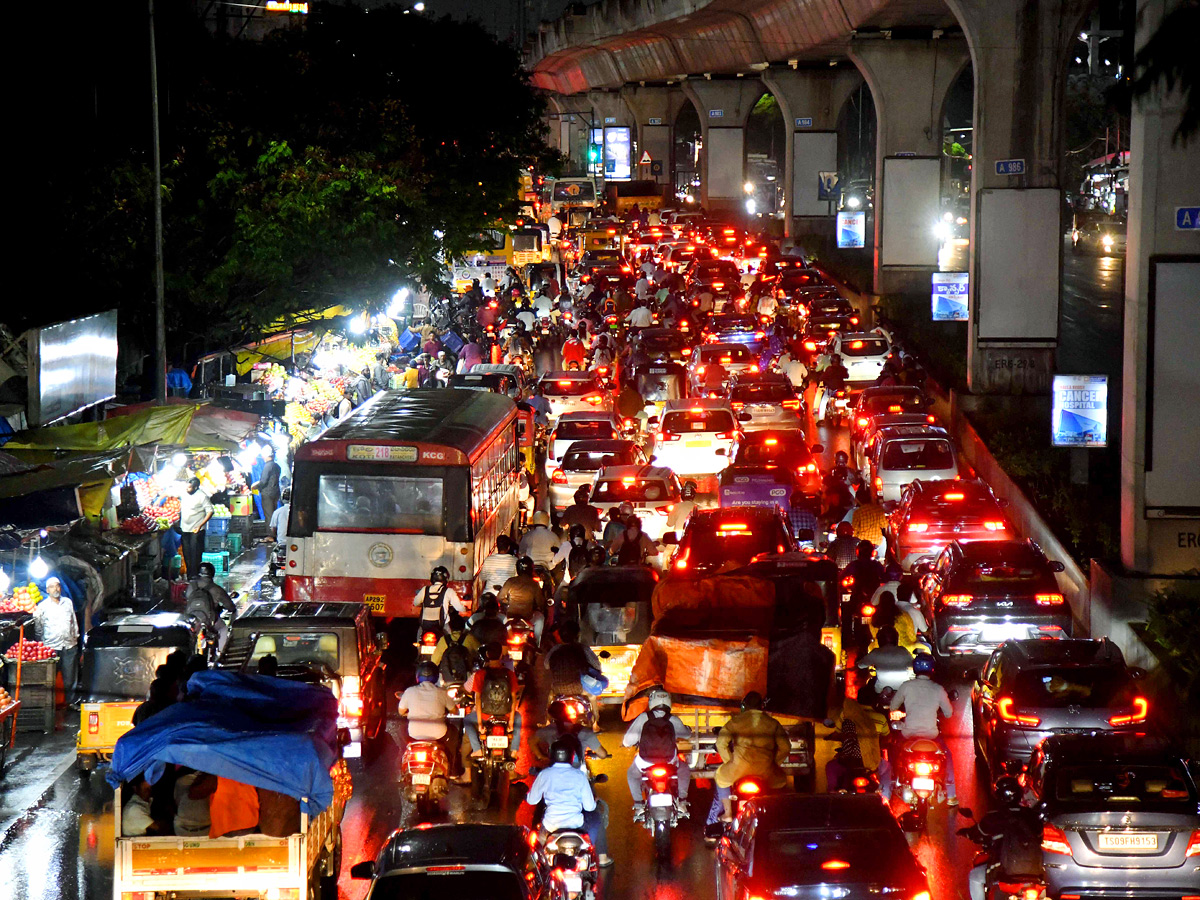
[411,773,431,786]
[364,594,386,613]
[912,776,935,792]
[1098,833,1156,850]
[486,735,509,749]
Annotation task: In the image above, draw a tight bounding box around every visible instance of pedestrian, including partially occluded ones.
[371,353,390,392]
[336,389,354,419]
[354,368,373,405]
[252,446,282,522]
[270,488,291,546]
[32,576,80,705]
[176,478,214,579]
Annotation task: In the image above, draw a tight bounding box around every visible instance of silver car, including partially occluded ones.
[545,411,622,477]
[686,343,760,396]
[547,439,647,511]
[728,373,804,431]
[538,371,612,423]
[864,424,960,503]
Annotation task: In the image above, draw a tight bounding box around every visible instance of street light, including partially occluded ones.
[413,1,425,9]
[743,181,755,195]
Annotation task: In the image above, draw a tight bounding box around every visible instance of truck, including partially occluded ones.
[108,670,352,900]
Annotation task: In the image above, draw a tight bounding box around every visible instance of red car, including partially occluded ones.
[885,478,1012,571]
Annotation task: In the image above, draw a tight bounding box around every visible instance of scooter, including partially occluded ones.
[633,761,688,862]
[540,829,598,900]
[957,810,1047,900]
[895,738,950,832]
[400,740,451,820]
[415,624,440,659]
[506,617,538,685]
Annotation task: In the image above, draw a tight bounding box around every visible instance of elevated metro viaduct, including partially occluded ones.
[527,0,1200,583]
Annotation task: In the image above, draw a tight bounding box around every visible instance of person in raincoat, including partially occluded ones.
[703,691,790,839]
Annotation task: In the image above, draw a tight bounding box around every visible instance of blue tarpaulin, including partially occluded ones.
[107,670,340,815]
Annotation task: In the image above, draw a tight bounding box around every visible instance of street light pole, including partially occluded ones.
[149,0,167,404]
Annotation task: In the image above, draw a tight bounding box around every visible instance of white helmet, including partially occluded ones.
[647,687,672,713]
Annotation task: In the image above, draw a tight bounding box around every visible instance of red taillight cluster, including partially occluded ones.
[942,593,973,607]
[782,399,801,409]
[1041,823,1072,856]
[551,469,568,484]
[1035,593,1065,606]
[1108,696,1149,726]
[997,697,1041,727]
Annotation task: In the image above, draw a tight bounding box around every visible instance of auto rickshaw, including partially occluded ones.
[567,565,657,705]
[76,611,201,774]
[516,400,539,476]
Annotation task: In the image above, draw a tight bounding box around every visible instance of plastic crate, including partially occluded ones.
[201,551,229,574]
[228,515,253,535]
[208,517,230,535]
[16,690,55,733]
[228,496,253,516]
[7,658,56,686]
[224,532,243,556]
[170,581,188,603]
[204,532,227,552]
[398,328,420,352]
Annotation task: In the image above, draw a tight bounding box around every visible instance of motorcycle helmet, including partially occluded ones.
[530,511,551,528]
[835,521,855,538]
[587,546,607,566]
[569,523,587,546]
[516,555,534,577]
[550,737,576,765]
[884,562,904,582]
[741,691,764,711]
[681,481,697,500]
[647,687,672,713]
[834,450,849,466]
[994,775,1022,807]
[430,566,450,584]
[912,653,935,676]
[415,662,439,684]
[197,562,216,579]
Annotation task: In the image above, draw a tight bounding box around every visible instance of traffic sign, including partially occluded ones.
[639,150,653,165]
[795,117,813,128]
[709,109,724,118]
[995,158,1026,176]
[650,161,664,176]
[1176,207,1200,229]
[648,117,663,125]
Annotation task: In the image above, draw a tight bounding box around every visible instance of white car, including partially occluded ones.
[830,331,892,385]
[546,411,623,477]
[589,465,682,541]
[685,343,760,396]
[863,424,961,502]
[538,371,612,422]
[548,439,647,511]
[647,399,739,488]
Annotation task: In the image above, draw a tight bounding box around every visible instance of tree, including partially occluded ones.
[1126,0,1199,144]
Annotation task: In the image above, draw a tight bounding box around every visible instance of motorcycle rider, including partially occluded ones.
[887,653,956,804]
[666,480,699,534]
[525,737,612,867]
[561,329,588,369]
[558,489,602,537]
[534,695,609,770]
[826,521,860,570]
[519,511,560,571]
[464,642,522,760]
[551,523,597,583]
[497,555,547,645]
[478,534,519,596]
[825,449,857,490]
[412,566,470,637]
[468,595,509,647]
[609,517,660,567]
[855,624,914,706]
[959,775,1044,900]
[622,688,691,814]
[815,353,850,422]
[841,540,887,604]
[825,693,889,793]
[397,662,467,781]
[704,692,790,839]
[185,562,237,656]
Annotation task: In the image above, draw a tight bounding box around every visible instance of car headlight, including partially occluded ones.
[1102,235,1114,247]
[846,196,862,209]
[933,223,952,241]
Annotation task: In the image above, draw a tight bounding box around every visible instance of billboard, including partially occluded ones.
[931,272,969,321]
[837,211,866,248]
[881,157,941,266]
[1051,375,1108,448]
[603,127,631,181]
[26,311,119,426]
[706,128,745,200]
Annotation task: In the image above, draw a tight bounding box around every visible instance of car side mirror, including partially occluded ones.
[716,448,727,456]
[593,773,608,784]
[811,444,824,454]
[1049,561,1065,573]
[662,532,678,545]
[375,632,389,650]
[914,562,933,575]
[350,861,375,880]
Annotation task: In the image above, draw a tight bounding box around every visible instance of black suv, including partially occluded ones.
[917,539,1072,661]
[970,638,1147,781]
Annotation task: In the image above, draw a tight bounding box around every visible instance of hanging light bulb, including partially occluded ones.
[29,556,49,580]
[172,452,189,468]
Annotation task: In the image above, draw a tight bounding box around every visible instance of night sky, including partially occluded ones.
[358,0,575,42]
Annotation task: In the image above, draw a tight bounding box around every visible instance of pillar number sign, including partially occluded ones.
[1051,375,1108,448]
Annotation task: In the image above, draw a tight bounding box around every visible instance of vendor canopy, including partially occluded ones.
[108,670,340,815]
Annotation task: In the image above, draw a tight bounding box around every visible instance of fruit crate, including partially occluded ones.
[202,551,229,574]
[9,658,56,686]
[208,517,230,535]
[204,531,227,552]
[224,532,243,556]
[15,687,54,733]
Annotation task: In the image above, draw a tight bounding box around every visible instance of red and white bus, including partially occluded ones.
[285,390,521,619]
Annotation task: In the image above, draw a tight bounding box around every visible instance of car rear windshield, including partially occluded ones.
[807,318,847,332]
[636,372,684,402]
[695,262,740,280]
[544,379,601,397]
[881,439,955,470]
[251,633,338,670]
[711,315,757,331]
[560,448,632,471]
[913,494,995,516]
[1013,668,1137,708]
[1052,763,1195,809]
[761,828,914,880]
[864,393,924,413]
[640,332,688,350]
[687,521,783,567]
[731,383,795,402]
[779,271,824,289]
[371,872,524,900]
[662,410,736,433]
[841,338,889,357]
[698,346,752,363]
[556,421,616,441]
[593,479,679,503]
[737,441,812,466]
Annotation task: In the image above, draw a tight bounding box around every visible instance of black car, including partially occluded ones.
[665,505,797,579]
[351,823,547,900]
[733,430,824,500]
[634,327,697,363]
[917,539,1072,661]
[716,794,929,900]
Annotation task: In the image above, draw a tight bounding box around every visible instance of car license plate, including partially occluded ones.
[1098,833,1157,850]
[411,772,432,786]
[982,625,1025,642]
[649,793,674,808]
[364,593,386,613]
[486,735,509,749]
[751,404,774,412]
[510,649,523,661]
[686,439,711,448]
[912,776,935,792]
[562,873,583,893]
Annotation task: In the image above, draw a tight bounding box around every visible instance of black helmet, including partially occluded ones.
[550,737,576,765]
[197,562,216,579]
[430,566,449,584]
[681,480,697,500]
[741,691,764,711]
[416,662,438,684]
[834,450,849,466]
[569,523,587,544]
[516,555,534,576]
[994,775,1022,807]
[587,546,607,566]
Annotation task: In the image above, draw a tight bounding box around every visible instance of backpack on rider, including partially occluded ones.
[638,705,678,763]
[439,632,472,685]
[479,667,514,716]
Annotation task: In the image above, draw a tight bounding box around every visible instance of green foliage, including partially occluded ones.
[1143,588,1200,694]
[1126,0,1199,145]
[942,141,968,158]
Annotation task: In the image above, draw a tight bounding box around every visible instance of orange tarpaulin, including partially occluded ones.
[622,632,769,721]
[651,574,775,631]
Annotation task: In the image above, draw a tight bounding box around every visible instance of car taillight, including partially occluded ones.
[715,431,733,440]
[908,522,929,533]
[754,331,765,340]
[682,347,692,355]
[874,476,883,493]
[983,521,1007,531]
[821,860,851,871]
[748,364,760,373]
[997,697,1041,727]
[1036,593,1065,606]
[673,547,690,570]
[856,416,869,428]
[1186,830,1200,857]
[804,341,817,351]
[659,431,680,442]
[731,401,745,410]
[1041,823,1072,855]
[88,712,99,734]
[551,469,568,484]
[1108,696,1149,726]
[804,462,817,473]
[584,393,603,404]
[782,399,800,409]
[942,593,973,607]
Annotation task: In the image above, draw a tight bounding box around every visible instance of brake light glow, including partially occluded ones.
[804,340,817,351]
[912,760,937,776]
[413,749,427,763]
[857,416,869,428]
[622,476,637,485]
[421,632,438,645]
[983,521,1007,531]
[1108,697,1149,726]
[764,437,778,445]
[805,462,817,473]
[861,604,876,617]
[557,380,572,386]
[718,523,750,532]
[849,316,859,325]
[942,594,973,607]
[943,492,965,501]
[754,331,765,340]
[908,523,929,533]
[1041,823,1072,856]
[674,547,691,570]
[88,712,99,734]
[874,476,883,493]
[1035,593,1065,606]
[748,364,760,373]
[736,780,761,795]
[998,697,1041,727]
[850,340,864,349]
[1186,830,1200,857]
[713,282,725,290]
[782,399,800,409]
[821,860,850,870]
[551,469,568,484]
[649,766,669,778]
[585,394,603,405]
[659,431,680,442]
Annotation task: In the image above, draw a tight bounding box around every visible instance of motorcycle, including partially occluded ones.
[823,387,852,425]
[540,829,598,900]
[895,738,950,832]
[267,541,286,584]
[958,810,1047,900]
[416,624,440,659]
[633,761,688,862]
[401,739,451,820]
[506,617,538,686]
[472,715,515,808]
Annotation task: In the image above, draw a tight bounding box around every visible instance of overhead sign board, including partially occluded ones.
[836,211,866,249]
[26,310,118,426]
[931,272,969,321]
[795,117,813,128]
[647,117,663,126]
[996,158,1026,176]
[1176,207,1199,230]
[817,171,839,202]
[709,109,724,118]
[1051,375,1108,448]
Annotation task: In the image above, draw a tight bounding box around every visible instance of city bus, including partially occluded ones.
[285,390,520,619]
[447,226,548,291]
[539,176,601,222]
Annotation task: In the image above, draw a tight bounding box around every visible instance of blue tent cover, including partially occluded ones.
[107,670,340,815]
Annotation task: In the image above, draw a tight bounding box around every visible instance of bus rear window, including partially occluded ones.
[317,474,443,533]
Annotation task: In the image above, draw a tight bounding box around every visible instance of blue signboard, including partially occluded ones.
[1176,207,1200,230]
[818,171,840,202]
[795,117,813,128]
[1051,375,1108,448]
[837,211,866,248]
[995,159,1026,176]
[931,272,969,321]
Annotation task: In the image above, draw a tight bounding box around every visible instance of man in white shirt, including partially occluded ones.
[398,663,462,777]
[33,577,80,703]
[625,302,654,329]
[525,739,610,866]
[756,291,779,318]
[412,567,470,634]
[270,489,291,545]
[174,478,213,581]
[634,274,652,301]
[532,292,555,319]
[481,273,496,297]
[889,654,956,803]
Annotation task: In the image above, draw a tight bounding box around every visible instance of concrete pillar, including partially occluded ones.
[945,0,1091,393]
[1119,0,1200,574]
[761,66,863,239]
[620,85,687,187]
[849,36,970,297]
[680,78,765,213]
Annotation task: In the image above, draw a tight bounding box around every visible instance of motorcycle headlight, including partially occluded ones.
[846,196,862,210]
